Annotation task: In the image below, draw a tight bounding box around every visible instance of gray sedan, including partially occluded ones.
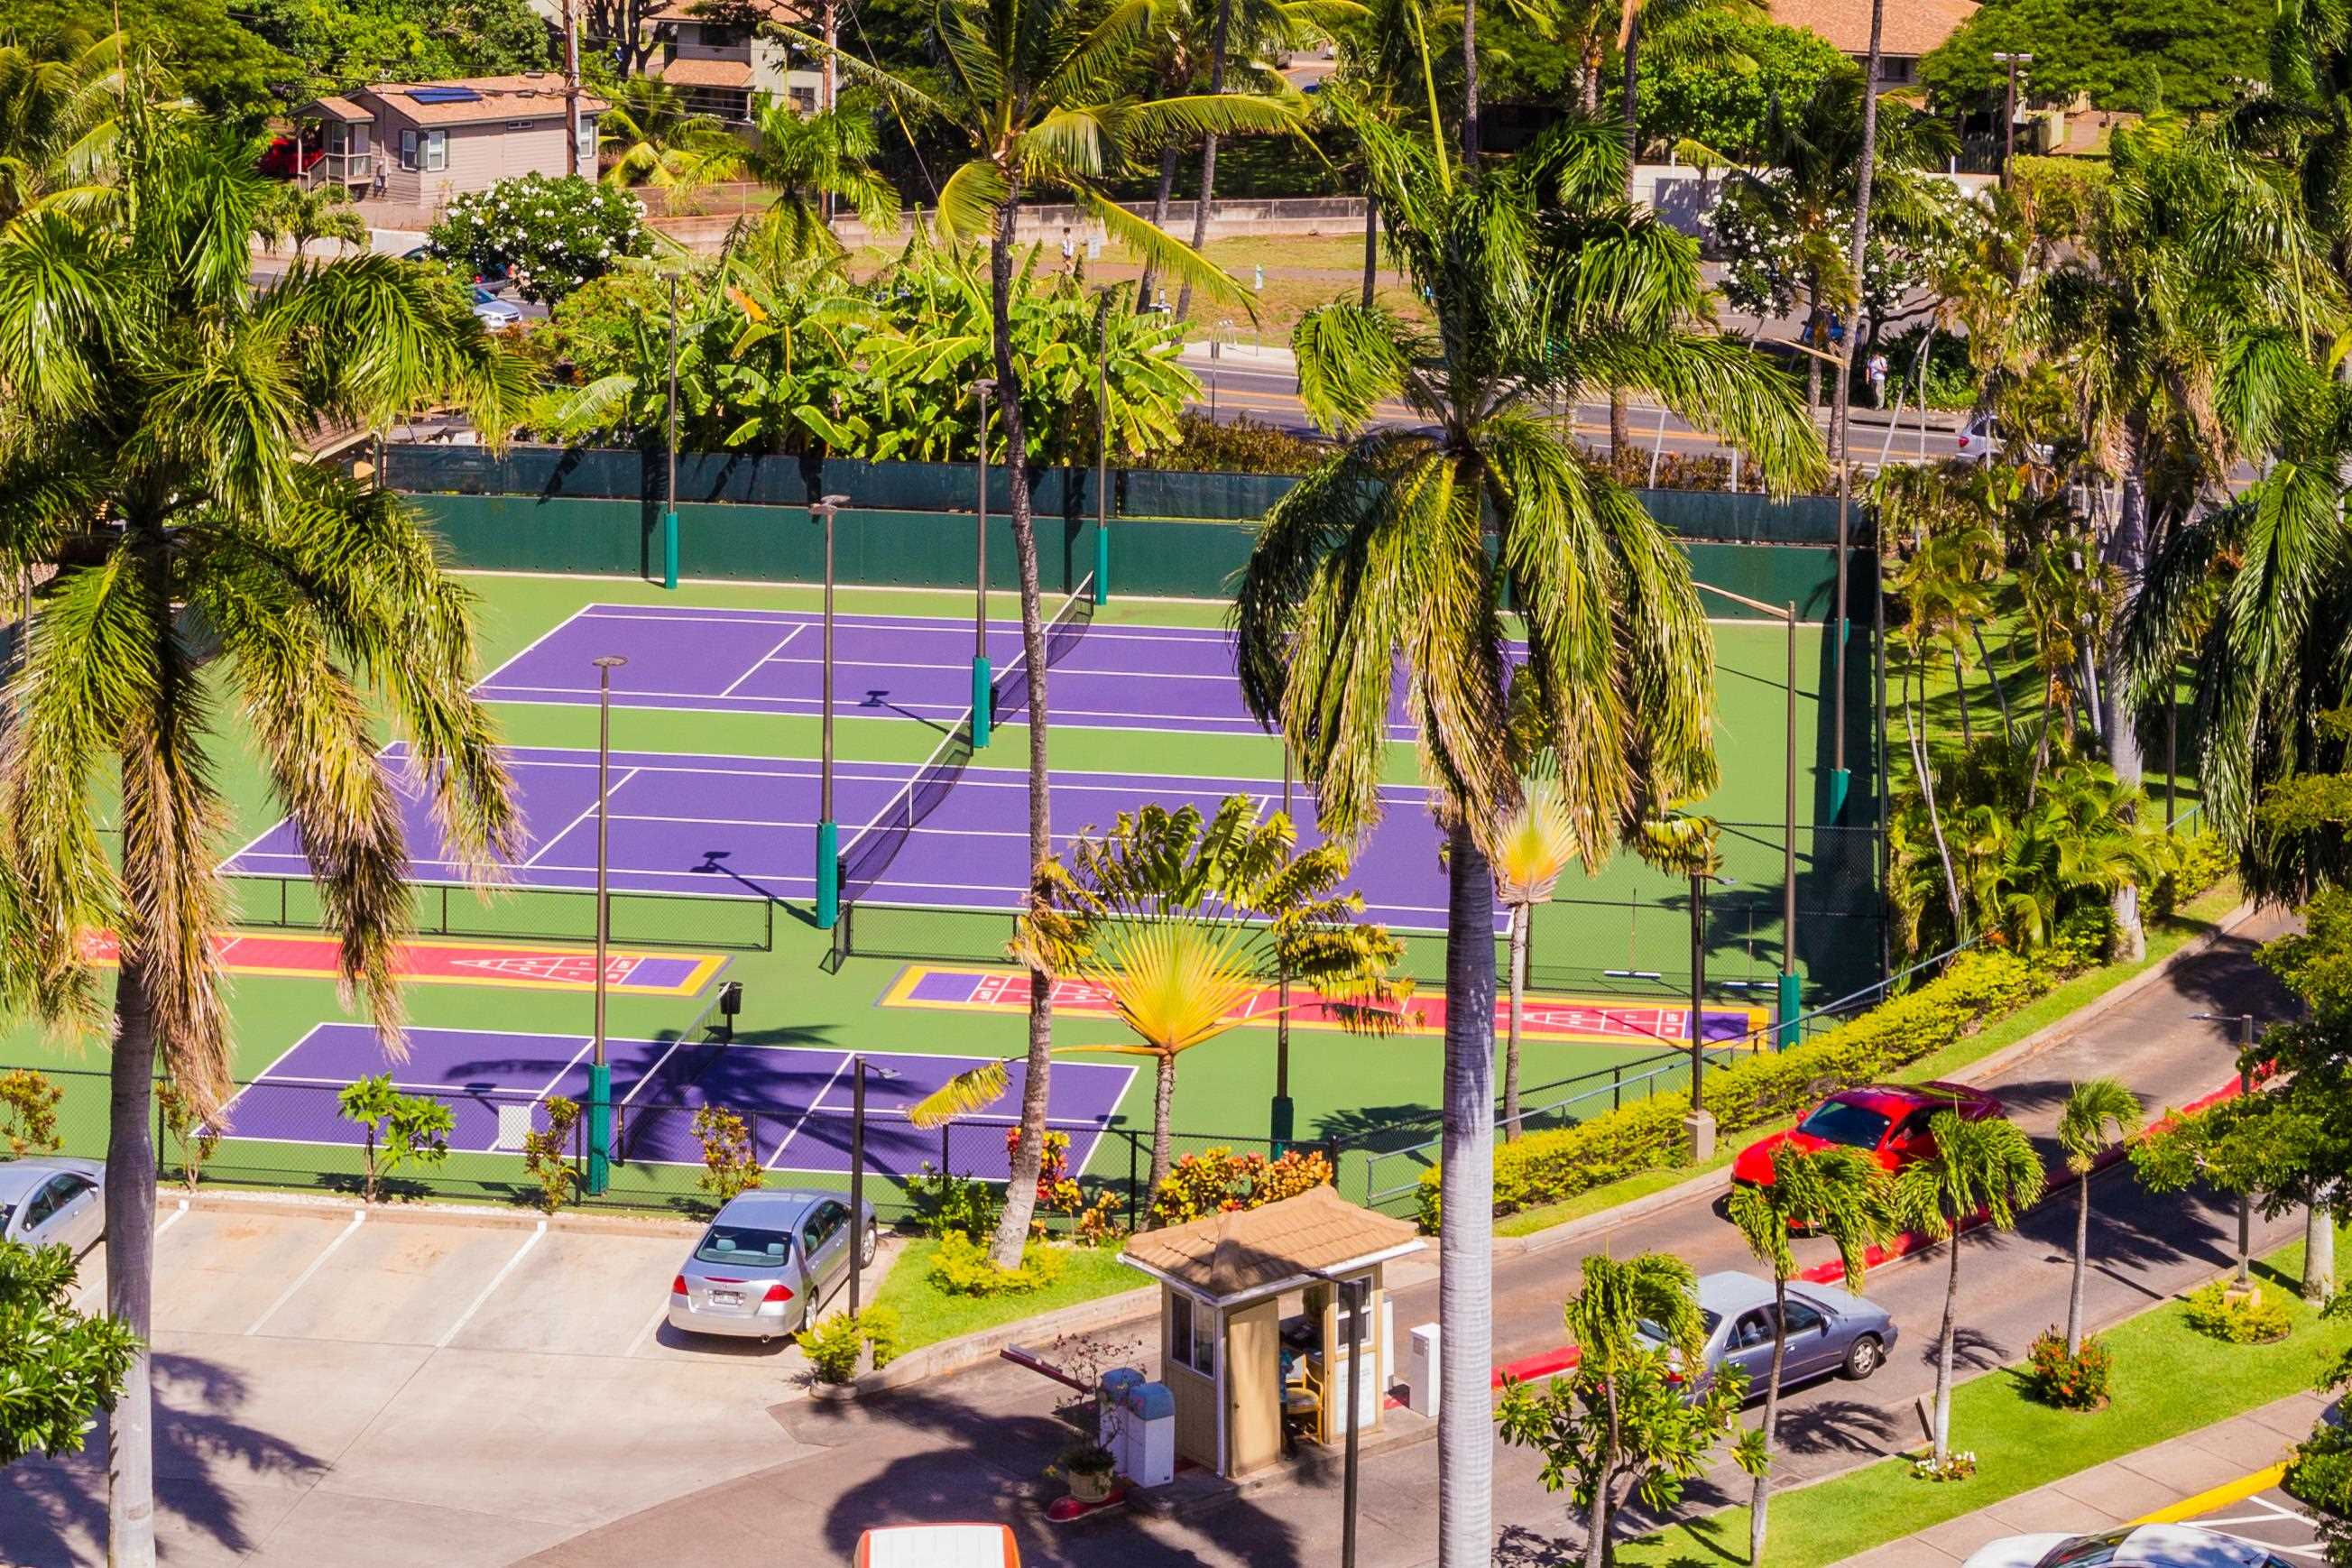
[0,1157,105,1255]
[668,1188,878,1342]
[1640,1270,1896,1397]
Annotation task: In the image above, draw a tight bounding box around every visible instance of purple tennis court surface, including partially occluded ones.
[475,603,1418,740]
[224,1023,1134,1180]
[224,743,1468,931]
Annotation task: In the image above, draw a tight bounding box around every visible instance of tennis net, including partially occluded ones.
[989,571,1095,724]
[836,710,978,906]
[614,982,735,1162]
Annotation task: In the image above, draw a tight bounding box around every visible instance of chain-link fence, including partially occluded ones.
[225,874,775,951]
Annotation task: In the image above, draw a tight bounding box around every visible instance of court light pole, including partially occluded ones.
[1091,285,1116,605]
[662,273,680,591]
[2191,1010,2259,1285]
[844,1056,899,1323]
[971,377,997,748]
[1272,741,1295,1152]
[812,494,848,928]
[587,653,628,1196]
[1695,584,1803,1047]
[1686,871,1736,1161]
[1308,1268,1370,1568]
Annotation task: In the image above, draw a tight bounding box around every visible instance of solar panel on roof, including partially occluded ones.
[406,87,482,104]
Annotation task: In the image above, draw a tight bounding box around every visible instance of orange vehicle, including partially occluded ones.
[853,1524,1020,1568]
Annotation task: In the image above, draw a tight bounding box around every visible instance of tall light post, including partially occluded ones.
[1091,285,1117,605]
[1272,741,1295,1151]
[844,1056,898,1321]
[1992,52,2034,188]
[1686,870,1737,1160]
[971,377,997,747]
[1309,1268,1370,1568]
[812,494,848,928]
[662,273,680,591]
[2191,1010,2259,1285]
[1696,586,1803,1047]
[587,653,628,1195]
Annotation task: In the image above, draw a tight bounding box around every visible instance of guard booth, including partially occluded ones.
[1119,1185,1423,1480]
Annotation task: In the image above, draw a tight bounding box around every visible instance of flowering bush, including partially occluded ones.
[2023,1328,2113,1410]
[1912,1451,1978,1481]
[427,173,648,304]
[2183,1281,2292,1344]
[1148,1147,1334,1227]
[927,1231,1065,1296]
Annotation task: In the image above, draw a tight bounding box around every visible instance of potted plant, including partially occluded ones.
[1056,1440,1119,1505]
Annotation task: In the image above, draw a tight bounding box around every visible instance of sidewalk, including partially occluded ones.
[1834,1390,2331,1565]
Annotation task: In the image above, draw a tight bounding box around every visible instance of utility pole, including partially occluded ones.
[1992,53,2034,188]
[563,0,584,179]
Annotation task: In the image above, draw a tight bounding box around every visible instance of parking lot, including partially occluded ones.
[3,1193,876,1567]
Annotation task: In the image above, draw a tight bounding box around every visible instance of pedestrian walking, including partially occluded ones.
[1867,350,1889,408]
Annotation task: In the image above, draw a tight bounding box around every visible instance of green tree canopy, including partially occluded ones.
[1922,0,2273,115]
[11,0,287,122]
[244,0,551,97]
[1637,19,1849,166]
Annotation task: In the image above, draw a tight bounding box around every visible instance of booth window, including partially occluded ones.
[1169,1294,1214,1375]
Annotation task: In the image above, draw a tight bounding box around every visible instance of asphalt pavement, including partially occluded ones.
[526,905,2305,1568]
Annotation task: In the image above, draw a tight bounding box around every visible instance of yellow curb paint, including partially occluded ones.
[2132,1462,2285,1525]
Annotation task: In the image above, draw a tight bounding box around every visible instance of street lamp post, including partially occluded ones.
[587,653,628,1195]
[2191,1010,2258,1285]
[1992,53,2034,188]
[844,1057,897,1321]
[1307,1269,1370,1568]
[971,378,997,747]
[1686,871,1736,1160]
[662,273,680,591]
[812,494,848,928]
[1695,584,1803,1047]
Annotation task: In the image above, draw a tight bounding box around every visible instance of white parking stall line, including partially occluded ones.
[246,1208,366,1335]
[155,1199,190,1241]
[435,1222,547,1349]
[624,1300,670,1358]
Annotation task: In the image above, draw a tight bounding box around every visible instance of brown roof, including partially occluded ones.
[364,75,610,127]
[1122,1185,1421,1303]
[1775,0,1977,59]
[648,0,807,20]
[657,56,755,88]
[297,95,372,123]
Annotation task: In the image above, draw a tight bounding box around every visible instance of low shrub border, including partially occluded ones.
[870,1237,1139,1355]
[1427,879,2243,1233]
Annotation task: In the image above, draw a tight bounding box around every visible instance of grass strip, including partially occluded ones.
[1495,879,2247,1242]
[1610,1236,2344,1568]
[871,1238,1145,1354]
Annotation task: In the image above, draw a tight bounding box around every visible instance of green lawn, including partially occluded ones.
[872,1238,1147,1354]
[1610,1236,2346,1568]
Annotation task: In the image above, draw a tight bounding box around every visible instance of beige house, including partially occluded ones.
[1780,0,1978,88]
[293,76,607,210]
[1121,1185,1421,1480]
[648,0,824,126]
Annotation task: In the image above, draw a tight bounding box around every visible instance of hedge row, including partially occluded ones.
[1416,945,2080,1231]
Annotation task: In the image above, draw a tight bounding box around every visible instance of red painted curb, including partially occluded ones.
[1492,1345,1579,1388]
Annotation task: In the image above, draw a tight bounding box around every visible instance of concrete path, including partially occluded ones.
[1835,1389,2332,1565]
[531,907,2307,1566]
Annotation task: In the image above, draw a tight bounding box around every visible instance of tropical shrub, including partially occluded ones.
[927,1231,1066,1296]
[692,1106,763,1202]
[2023,1327,2113,1410]
[336,1074,455,1203]
[522,1095,584,1213]
[0,1068,62,1158]
[0,1241,141,1466]
[1151,411,1331,475]
[156,1079,218,1192]
[799,1305,900,1382]
[427,173,649,304]
[2283,1418,2352,1537]
[2183,1281,2292,1344]
[1420,948,2071,1229]
[904,1164,1003,1240]
[1148,1148,1335,1227]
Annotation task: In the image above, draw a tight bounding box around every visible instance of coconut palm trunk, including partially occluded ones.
[984,189,1060,1268]
[1750,1275,1794,1563]
[1504,901,1528,1139]
[1176,0,1236,323]
[1825,0,1886,469]
[1361,196,1379,308]
[2105,415,2151,959]
[107,960,160,1568]
[1137,146,1179,311]
[1609,9,1641,459]
[1932,1214,1961,1465]
[2307,1204,2335,1303]
[1440,822,1498,1568]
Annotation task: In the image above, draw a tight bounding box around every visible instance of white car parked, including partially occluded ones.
[1962,1523,2292,1568]
[0,1157,105,1254]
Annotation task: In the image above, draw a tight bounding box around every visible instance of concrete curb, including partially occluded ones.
[1491,899,2259,1260]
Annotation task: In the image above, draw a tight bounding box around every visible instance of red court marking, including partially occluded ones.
[76,930,726,996]
[881,964,1766,1049]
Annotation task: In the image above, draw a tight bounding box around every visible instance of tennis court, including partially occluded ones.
[474,595,1420,740]
[221,1022,1134,1182]
[223,742,1472,932]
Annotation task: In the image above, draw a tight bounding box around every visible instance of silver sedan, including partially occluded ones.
[0,1157,106,1254]
[1639,1269,1897,1398]
[668,1188,878,1342]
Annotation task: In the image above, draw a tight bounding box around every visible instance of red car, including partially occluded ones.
[1731,1082,2006,1187]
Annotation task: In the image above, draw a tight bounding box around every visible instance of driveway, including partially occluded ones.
[1,1196,872,1567]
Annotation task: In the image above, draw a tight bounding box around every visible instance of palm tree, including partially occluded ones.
[738,93,899,261]
[809,0,1287,1269]
[1561,1250,1707,1567]
[912,795,1407,1202]
[0,78,530,1565]
[259,178,367,261]
[1726,1144,1890,1560]
[2057,1079,2142,1356]
[1893,1111,2046,1471]
[0,23,120,226]
[1493,773,1575,1140]
[598,76,746,197]
[1233,104,1822,1568]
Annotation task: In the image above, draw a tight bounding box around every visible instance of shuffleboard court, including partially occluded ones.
[474,601,1420,740]
[220,1022,1133,1182]
[75,929,726,995]
[223,742,1471,932]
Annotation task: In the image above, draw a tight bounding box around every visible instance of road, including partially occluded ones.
[530,905,2304,1568]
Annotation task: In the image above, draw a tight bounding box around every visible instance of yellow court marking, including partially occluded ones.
[2133,1462,2287,1525]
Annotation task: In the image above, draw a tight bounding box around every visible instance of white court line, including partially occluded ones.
[716,623,808,698]
[624,1299,671,1358]
[246,1208,365,1335]
[473,604,611,691]
[764,1053,857,1170]
[519,766,640,867]
[436,1222,547,1349]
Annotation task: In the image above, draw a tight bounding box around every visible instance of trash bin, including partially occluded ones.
[1124,1381,1176,1488]
[1100,1368,1147,1474]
